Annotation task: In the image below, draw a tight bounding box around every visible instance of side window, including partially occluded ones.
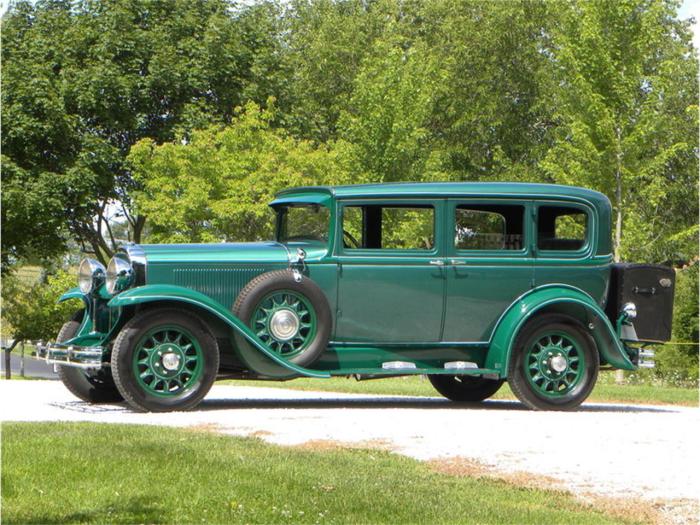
[342,205,435,251]
[537,206,588,251]
[455,205,524,251]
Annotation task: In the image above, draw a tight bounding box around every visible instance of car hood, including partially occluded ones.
[138,241,327,264]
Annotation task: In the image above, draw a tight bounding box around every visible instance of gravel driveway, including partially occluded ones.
[3,380,698,514]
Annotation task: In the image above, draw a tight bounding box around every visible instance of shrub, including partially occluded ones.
[2,269,80,343]
[654,263,699,384]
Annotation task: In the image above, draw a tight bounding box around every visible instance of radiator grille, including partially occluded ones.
[172,267,267,308]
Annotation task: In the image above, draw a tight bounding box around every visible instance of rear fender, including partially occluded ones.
[486,284,635,377]
[108,284,330,379]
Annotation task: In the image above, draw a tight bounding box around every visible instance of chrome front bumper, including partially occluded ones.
[36,342,107,369]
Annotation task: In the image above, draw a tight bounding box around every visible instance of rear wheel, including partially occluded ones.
[111,308,219,412]
[428,375,505,402]
[508,314,598,411]
[57,310,123,403]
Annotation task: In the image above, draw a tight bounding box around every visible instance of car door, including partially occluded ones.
[442,199,534,342]
[334,199,446,343]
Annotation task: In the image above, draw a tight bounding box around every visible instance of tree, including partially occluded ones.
[656,262,699,381]
[1,0,285,269]
[540,0,698,264]
[338,35,439,183]
[1,269,80,343]
[128,102,351,243]
[333,0,558,184]
[282,0,386,142]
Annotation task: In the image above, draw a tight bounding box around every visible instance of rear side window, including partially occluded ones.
[342,205,435,251]
[537,206,588,251]
[455,205,524,250]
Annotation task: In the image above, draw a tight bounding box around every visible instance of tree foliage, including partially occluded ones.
[656,263,699,381]
[540,0,698,264]
[2,0,697,377]
[1,0,284,268]
[2,270,80,341]
[128,102,351,243]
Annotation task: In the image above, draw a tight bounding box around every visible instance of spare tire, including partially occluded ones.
[233,270,331,368]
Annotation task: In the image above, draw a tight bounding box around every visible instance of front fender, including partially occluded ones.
[59,287,87,304]
[108,284,330,379]
[486,284,636,377]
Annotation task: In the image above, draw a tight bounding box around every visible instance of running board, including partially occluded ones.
[332,366,500,377]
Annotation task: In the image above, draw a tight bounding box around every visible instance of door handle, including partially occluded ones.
[429,259,445,266]
[449,259,466,265]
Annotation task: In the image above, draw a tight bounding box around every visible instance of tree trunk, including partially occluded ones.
[4,339,19,379]
[20,341,25,378]
[614,125,625,385]
[133,215,146,244]
[614,126,623,264]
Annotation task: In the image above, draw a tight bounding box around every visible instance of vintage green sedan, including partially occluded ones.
[39,182,675,411]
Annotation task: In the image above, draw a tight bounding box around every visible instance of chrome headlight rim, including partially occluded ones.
[78,258,106,294]
[106,256,135,295]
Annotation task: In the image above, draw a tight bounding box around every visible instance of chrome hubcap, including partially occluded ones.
[269,309,300,341]
[549,354,567,373]
[161,351,181,371]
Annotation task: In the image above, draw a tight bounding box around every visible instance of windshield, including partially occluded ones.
[276,204,330,244]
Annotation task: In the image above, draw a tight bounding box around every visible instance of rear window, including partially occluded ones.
[537,206,588,251]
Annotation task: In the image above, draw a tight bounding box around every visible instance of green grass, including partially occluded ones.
[222,370,699,406]
[2,422,639,525]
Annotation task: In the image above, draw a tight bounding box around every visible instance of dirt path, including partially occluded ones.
[3,380,698,521]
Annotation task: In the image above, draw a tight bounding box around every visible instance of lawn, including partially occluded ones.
[2,422,642,525]
[222,371,699,407]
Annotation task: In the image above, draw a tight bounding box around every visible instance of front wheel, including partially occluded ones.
[111,308,219,412]
[428,375,505,402]
[508,314,599,411]
[57,310,123,403]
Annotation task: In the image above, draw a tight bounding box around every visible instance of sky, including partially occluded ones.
[679,0,700,47]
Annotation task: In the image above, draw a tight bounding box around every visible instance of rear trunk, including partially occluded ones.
[606,264,675,342]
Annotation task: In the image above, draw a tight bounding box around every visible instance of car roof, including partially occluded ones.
[274,182,610,209]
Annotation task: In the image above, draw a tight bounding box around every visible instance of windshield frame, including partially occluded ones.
[274,202,332,246]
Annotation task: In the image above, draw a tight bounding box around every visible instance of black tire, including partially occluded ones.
[428,375,505,402]
[508,314,599,411]
[111,308,219,412]
[56,310,124,403]
[233,270,331,367]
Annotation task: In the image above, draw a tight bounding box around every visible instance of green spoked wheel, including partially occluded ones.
[234,270,332,369]
[111,309,219,412]
[508,314,598,411]
[253,290,318,358]
[524,332,585,397]
[132,326,204,397]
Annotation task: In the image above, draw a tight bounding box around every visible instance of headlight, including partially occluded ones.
[106,256,134,295]
[78,258,106,294]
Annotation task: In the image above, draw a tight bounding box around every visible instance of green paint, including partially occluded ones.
[108,284,330,378]
[56,182,646,386]
[486,284,635,376]
[524,331,585,397]
[253,290,317,357]
[133,325,204,397]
